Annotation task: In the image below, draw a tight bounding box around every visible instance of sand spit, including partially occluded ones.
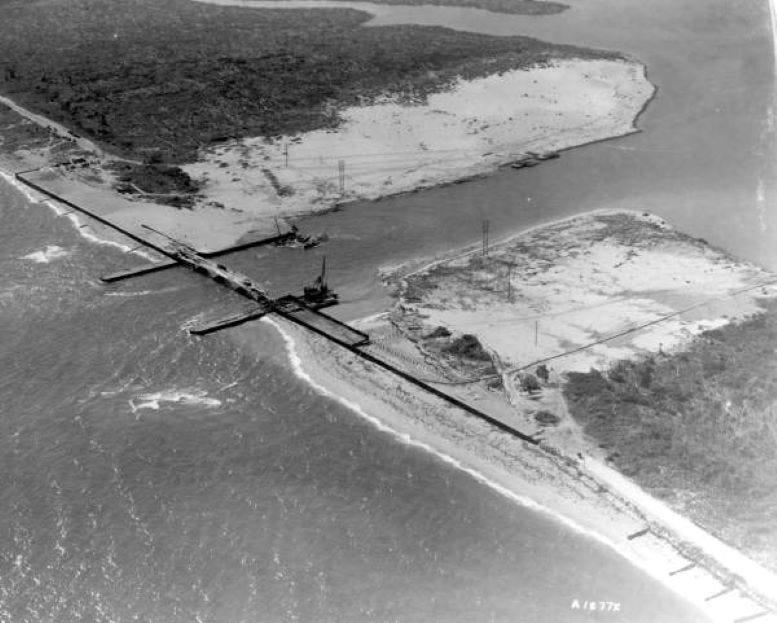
[259,212,777,617]
[389,210,777,376]
[1,57,652,254]
[367,210,777,615]
[266,311,777,622]
[184,59,653,230]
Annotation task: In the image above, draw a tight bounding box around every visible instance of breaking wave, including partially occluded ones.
[1,170,156,261]
[262,318,610,539]
[104,286,182,298]
[20,244,69,264]
[262,314,735,621]
[128,389,222,413]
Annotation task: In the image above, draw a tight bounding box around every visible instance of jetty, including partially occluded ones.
[15,172,777,623]
[13,166,542,448]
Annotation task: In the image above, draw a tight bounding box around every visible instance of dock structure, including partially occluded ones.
[12,164,777,621]
[109,234,536,443]
[669,562,696,576]
[116,226,540,445]
[274,296,369,347]
[189,306,270,336]
[706,587,734,602]
[14,168,543,448]
[101,259,180,283]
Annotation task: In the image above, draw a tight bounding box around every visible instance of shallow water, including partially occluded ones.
[1,0,774,620]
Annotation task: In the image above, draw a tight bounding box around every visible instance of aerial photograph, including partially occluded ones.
[1,0,776,621]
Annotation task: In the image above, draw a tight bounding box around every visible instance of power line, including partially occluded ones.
[410,277,777,386]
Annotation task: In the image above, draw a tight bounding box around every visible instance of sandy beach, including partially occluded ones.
[266,310,777,621]
[0,56,653,253]
[258,206,777,619]
[184,59,653,229]
[387,211,777,376]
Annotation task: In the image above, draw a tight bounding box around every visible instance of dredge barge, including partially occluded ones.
[136,226,362,345]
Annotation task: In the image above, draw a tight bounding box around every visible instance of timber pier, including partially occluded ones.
[14,168,541,448]
[13,168,777,622]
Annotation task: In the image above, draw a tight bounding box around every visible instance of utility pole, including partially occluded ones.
[506,263,512,301]
[338,159,345,195]
[534,320,538,347]
[482,219,490,257]
[284,143,289,168]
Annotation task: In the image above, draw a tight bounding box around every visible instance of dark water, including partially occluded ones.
[0,182,708,622]
[2,0,773,620]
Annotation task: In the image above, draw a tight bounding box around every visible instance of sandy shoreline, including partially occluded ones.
[184,59,654,231]
[0,55,653,254]
[254,210,777,618]
[264,312,777,621]
[1,18,774,618]
[0,170,159,262]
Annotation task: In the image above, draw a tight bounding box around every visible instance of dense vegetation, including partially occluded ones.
[0,104,56,155]
[564,300,777,562]
[0,0,613,163]
[443,333,491,361]
[109,159,203,208]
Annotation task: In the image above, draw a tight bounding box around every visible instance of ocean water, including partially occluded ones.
[1,0,773,620]
[0,182,712,623]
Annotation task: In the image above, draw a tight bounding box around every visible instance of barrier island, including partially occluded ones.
[0,0,649,250]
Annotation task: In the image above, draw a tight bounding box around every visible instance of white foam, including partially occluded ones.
[105,290,156,298]
[0,170,156,261]
[104,286,182,298]
[260,315,746,620]
[128,389,222,413]
[20,244,69,264]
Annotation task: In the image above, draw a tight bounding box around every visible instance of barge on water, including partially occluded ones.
[137,225,343,337]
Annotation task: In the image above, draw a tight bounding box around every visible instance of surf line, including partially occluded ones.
[0,170,156,261]
[262,315,739,621]
[264,316,602,529]
[268,305,540,444]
